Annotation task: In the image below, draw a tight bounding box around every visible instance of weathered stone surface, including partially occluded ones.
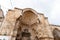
[21,10,38,25]
[0,8,60,40]
[0,8,22,36]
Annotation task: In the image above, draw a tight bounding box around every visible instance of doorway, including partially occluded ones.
[15,29,31,40]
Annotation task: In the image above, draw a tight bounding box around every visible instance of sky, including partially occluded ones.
[0,0,60,25]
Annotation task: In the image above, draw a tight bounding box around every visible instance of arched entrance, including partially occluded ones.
[53,28,60,40]
[15,10,39,40]
[16,28,31,40]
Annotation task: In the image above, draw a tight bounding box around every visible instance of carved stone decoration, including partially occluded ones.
[15,10,39,40]
[20,10,38,25]
[53,28,60,40]
[1,8,60,40]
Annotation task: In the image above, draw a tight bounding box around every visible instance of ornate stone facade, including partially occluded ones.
[0,8,60,40]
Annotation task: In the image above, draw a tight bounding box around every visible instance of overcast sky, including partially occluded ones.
[0,0,60,25]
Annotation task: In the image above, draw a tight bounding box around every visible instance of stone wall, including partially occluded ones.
[0,8,22,37]
[0,8,60,40]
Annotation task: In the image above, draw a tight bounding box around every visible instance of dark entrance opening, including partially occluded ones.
[15,29,31,40]
[53,28,60,40]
